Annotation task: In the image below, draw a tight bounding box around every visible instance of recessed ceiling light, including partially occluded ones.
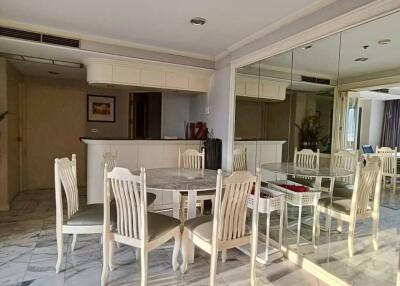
[190,17,206,26]
[354,57,368,62]
[48,71,59,75]
[362,45,370,50]
[378,39,391,45]
[302,45,313,50]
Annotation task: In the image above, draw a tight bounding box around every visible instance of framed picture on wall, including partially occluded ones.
[87,95,115,122]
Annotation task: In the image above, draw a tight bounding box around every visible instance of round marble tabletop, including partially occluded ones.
[133,167,218,192]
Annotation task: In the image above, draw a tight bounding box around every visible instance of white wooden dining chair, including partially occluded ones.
[294,147,320,169]
[55,154,104,273]
[103,151,157,209]
[178,148,215,219]
[181,169,261,286]
[313,160,382,257]
[289,148,320,187]
[321,150,357,197]
[376,146,399,193]
[101,167,181,286]
[232,148,247,171]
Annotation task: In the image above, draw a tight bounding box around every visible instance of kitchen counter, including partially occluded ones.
[83,138,202,208]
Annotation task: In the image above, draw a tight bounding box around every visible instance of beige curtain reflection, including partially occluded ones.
[332,91,348,152]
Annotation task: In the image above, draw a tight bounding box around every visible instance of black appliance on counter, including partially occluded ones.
[204,138,222,170]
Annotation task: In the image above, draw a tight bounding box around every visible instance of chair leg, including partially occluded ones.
[109,241,115,271]
[200,200,205,215]
[393,176,397,193]
[314,208,321,241]
[140,248,148,286]
[71,234,77,252]
[297,206,302,246]
[101,236,109,286]
[372,212,379,251]
[337,219,343,233]
[221,250,227,263]
[172,229,181,271]
[55,229,63,273]
[348,219,356,257]
[312,207,318,247]
[135,248,140,261]
[181,228,191,273]
[211,198,215,215]
[284,202,288,228]
[210,245,218,286]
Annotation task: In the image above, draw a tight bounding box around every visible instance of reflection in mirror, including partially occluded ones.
[328,11,400,285]
[234,51,293,262]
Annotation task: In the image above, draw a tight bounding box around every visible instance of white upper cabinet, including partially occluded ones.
[235,74,288,101]
[113,65,140,84]
[165,71,189,89]
[85,58,213,93]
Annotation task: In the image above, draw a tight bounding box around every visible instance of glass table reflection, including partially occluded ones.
[261,162,353,248]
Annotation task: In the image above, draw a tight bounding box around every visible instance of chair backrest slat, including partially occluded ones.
[332,150,357,183]
[215,171,259,242]
[294,148,320,170]
[105,167,147,240]
[351,160,382,215]
[376,146,397,176]
[179,148,205,170]
[233,148,247,171]
[55,154,79,219]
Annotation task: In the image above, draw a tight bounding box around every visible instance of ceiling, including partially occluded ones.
[0,0,332,59]
[9,60,86,80]
[245,10,400,81]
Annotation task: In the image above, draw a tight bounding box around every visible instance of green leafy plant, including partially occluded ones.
[0,111,8,122]
[295,114,320,151]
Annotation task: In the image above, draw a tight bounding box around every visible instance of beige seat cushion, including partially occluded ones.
[67,202,116,226]
[67,194,156,227]
[185,215,214,242]
[318,197,352,215]
[321,180,353,198]
[147,212,180,241]
[185,215,250,243]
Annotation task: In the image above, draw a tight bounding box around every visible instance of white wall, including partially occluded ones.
[86,86,129,138]
[195,66,232,169]
[369,100,385,148]
[359,99,384,150]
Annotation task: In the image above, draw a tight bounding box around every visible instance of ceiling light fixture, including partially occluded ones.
[362,45,369,49]
[378,39,391,45]
[354,57,368,62]
[302,45,313,50]
[190,17,206,26]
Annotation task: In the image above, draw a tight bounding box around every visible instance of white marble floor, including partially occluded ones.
[0,189,327,286]
[285,189,400,286]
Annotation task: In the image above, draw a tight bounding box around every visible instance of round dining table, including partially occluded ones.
[134,167,218,263]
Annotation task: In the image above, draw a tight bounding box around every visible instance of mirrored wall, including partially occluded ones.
[234,10,400,285]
